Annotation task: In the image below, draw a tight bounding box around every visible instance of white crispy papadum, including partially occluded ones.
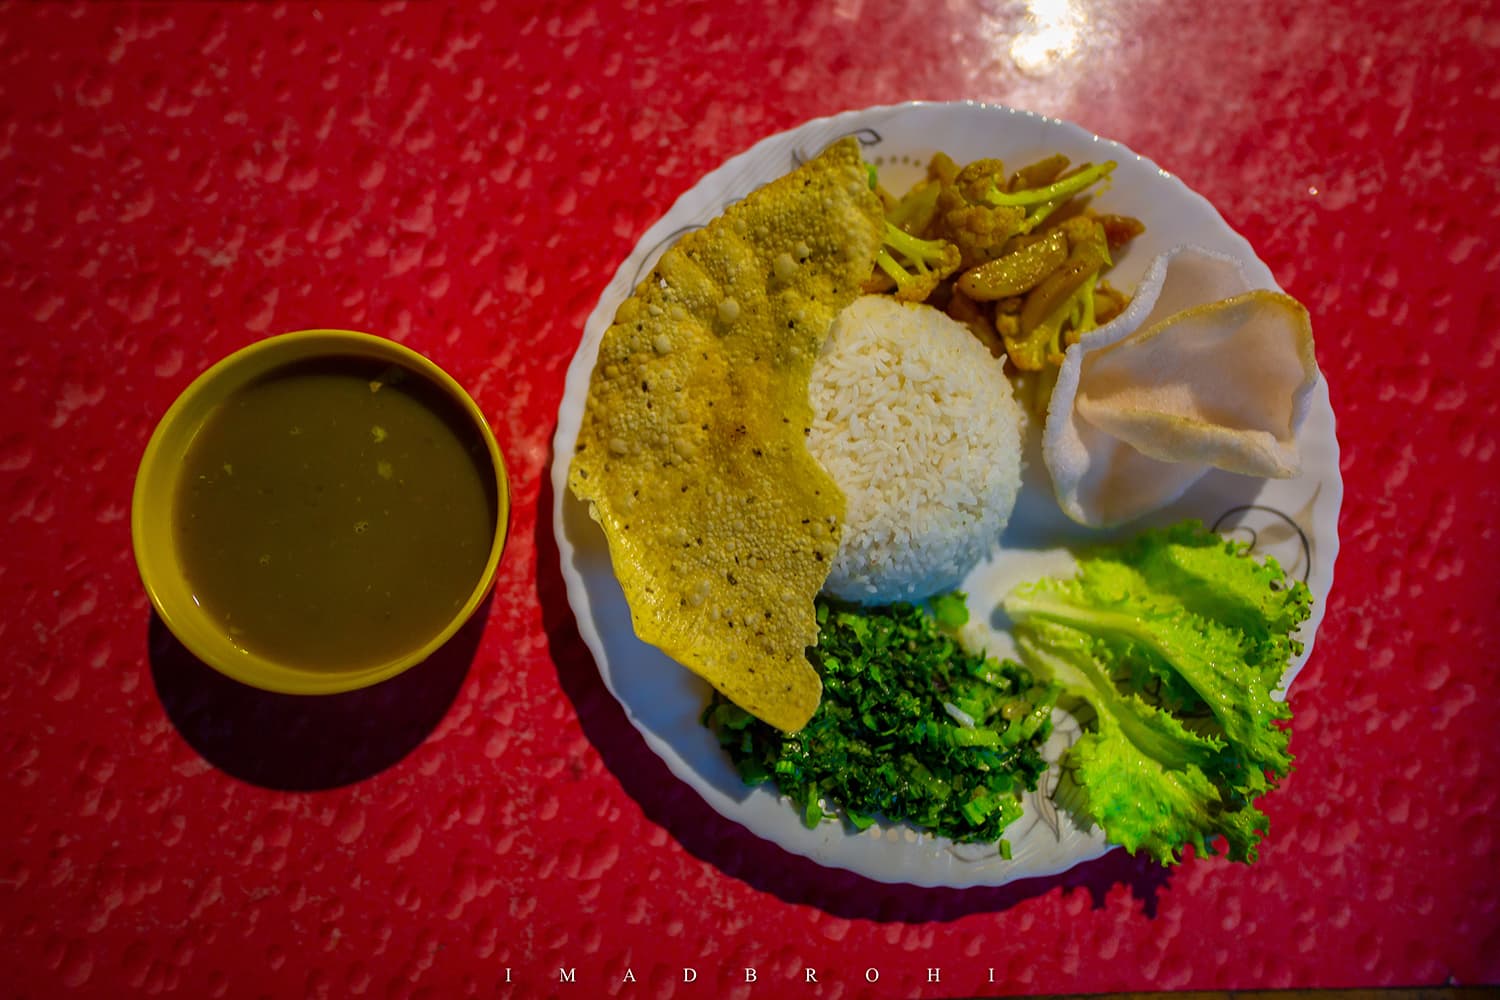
[1043,245,1319,527]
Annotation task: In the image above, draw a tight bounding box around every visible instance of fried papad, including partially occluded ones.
[568,137,885,732]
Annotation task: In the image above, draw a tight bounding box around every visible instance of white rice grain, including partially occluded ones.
[808,295,1025,605]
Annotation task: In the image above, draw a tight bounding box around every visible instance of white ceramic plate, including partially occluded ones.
[550,102,1342,888]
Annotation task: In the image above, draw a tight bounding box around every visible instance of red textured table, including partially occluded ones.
[3,2,1497,997]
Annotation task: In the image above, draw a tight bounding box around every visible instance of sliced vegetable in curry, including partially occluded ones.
[865,150,1144,373]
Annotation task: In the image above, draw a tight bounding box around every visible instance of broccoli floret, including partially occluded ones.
[929,158,1027,268]
[874,221,961,302]
[986,160,1118,234]
[985,160,1117,207]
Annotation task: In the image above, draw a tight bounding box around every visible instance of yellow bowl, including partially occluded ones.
[132,329,510,694]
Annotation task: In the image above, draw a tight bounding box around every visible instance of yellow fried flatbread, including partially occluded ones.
[568,137,885,732]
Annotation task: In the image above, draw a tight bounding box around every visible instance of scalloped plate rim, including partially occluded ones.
[549,100,1343,888]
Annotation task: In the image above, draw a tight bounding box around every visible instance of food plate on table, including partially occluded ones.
[550,101,1342,888]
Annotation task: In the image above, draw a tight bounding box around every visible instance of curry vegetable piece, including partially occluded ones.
[1008,152,1069,191]
[929,157,1028,268]
[1003,161,1116,236]
[568,137,885,733]
[988,159,1117,237]
[883,177,942,235]
[956,228,1069,301]
[873,222,962,302]
[985,159,1117,208]
[869,152,1140,378]
[1004,217,1113,370]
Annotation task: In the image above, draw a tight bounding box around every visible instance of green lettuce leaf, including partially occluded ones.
[1003,520,1312,865]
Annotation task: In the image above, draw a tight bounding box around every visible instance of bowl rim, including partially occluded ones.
[132,328,510,695]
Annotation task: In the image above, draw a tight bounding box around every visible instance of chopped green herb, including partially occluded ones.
[704,595,1056,847]
[927,590,970,630]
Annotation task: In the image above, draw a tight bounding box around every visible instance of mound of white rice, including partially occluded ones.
[807,294,1025,605]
